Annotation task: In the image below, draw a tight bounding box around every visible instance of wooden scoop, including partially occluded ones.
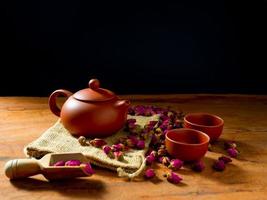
[4,153,93,180]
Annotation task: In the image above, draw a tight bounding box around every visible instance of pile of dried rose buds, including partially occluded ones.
[211,141,238,172]
[129,105,185,184]
[52,160,94,175]
[78,105,239,183]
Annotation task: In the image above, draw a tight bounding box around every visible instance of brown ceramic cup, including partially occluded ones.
[165,128,210,161]
[184,113,224,143]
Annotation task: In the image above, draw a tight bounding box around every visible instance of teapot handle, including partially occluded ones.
[49,89,73,117]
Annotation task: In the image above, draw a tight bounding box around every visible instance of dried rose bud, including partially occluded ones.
[81,163,94,175]
[174,119,183,128]
[192,160,205,172]
[213,160,225,171]
[78,136,88,146]
[227,148,238,158]
[129,125,142,135]
[127,118,137,124]
[107,151,115,159]
[160,114,169,121]
[159,119,169,130]
[145,154,155,165]
[152,107,161,114]
[114,151,124,161]
[157,132,166,140]
[65,160,81,166]
[159,144,166,149]
[127,106,135,115]
[168,159,183,170]
[157,156,163,163]
[102,145,112,155]
[157,148,168,157]
[126,139,136,148]
[144,168,155,179]
[128,122,137,129]
[224,141,237,149]
[143,124,154,133]
[123,145,130,151]
[112,143,125,152]
[218,156,232,164]
[151,134,160,145]
[150,150,158,158]
[136,140,145,149]
[163,130,168,136]
[144,108,153,116]
[148,120,158,127]
[126,135,138,147]
[118,143,125,151]
[155,127,163,134]
[135,105,146,115]
[116,137,127,144]
[167,111,174,118]
[101,145,114,158]
[140,132,149,140]
[166,171,182,184]
[145,148,153,156]
[53,160,65,166]
[167,124,173,130]
[158,156,170,166]
[89,138,107,148]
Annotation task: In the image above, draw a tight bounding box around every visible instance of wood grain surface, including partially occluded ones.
[1,95,267,200]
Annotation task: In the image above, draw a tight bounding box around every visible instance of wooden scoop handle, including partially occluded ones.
[4,159,41,180]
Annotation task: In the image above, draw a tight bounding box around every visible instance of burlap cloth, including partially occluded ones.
[24,115,159,179]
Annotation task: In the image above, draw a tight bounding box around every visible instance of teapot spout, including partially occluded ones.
[115,100,130,110]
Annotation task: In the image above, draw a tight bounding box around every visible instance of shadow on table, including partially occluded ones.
[175,136,254,185]
[209,138,262,161]
[10,177,106,199]
[179,156,249,185]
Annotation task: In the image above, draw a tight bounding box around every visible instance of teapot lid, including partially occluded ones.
[73,79,116,102]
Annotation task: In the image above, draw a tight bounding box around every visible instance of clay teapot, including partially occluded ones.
[49,79,130,138]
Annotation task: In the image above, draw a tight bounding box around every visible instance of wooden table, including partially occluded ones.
[1,95,267,200]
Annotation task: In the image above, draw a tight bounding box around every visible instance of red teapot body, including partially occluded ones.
[49,79,130,138]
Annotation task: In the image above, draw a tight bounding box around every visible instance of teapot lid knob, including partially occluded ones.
[89,79,100,90]
[73,78,115,102]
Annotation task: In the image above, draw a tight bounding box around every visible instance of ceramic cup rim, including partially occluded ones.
[184,113,224,128]
[165,128,210,147]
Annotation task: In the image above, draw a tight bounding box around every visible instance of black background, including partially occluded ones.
[1,1,267,96]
